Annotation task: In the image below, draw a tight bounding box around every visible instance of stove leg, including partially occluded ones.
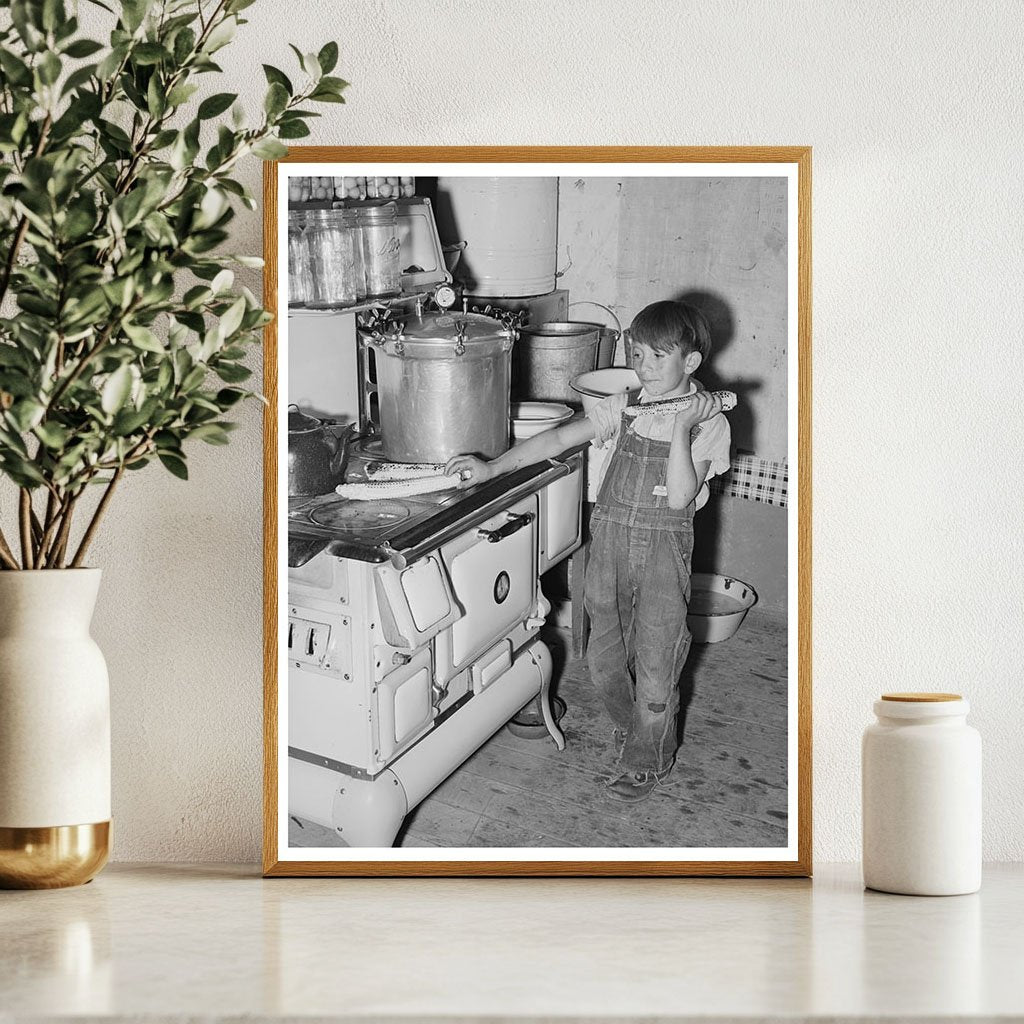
[331,771,408,848]
[534,642,566,750]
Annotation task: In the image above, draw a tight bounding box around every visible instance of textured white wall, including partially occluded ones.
[57,0,1024,862]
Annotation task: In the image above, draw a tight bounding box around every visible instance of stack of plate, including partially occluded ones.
[510,401,574,444]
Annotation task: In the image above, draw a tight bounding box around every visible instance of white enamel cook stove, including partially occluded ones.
[286,445,584,847]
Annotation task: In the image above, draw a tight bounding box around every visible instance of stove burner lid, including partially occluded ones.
[310,498,413,532]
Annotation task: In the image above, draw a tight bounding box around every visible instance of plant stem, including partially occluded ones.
[0,113,52,308]
[0,529,20,570]
[70,466,124,568]
[36,487,66,566]
[45,491,79,569]
[18,489,34,569]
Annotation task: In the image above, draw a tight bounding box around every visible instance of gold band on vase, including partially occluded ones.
[0,821,111,889]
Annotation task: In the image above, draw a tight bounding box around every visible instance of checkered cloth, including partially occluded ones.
[709,454,788,507]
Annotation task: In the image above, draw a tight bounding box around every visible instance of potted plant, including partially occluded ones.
[0,0,345,887]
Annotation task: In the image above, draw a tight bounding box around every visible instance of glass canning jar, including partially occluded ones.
[287,210,311,306]
[358,203,401,298]
[342,208,366,300]
[305,208,360,306]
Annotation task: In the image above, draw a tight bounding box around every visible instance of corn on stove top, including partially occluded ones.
[286,449,585,849]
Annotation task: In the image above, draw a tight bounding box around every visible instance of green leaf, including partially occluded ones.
[215,388,247,408]
[250,138,287,161]
[158,452,188,479]
[218,295,246,339]
[198,91,236,119]
[203,15,236,54]
[318,75,349,93]
[63,38,104,58]
[264,81,288,118]
[228,254,263,269]
[317,41,339,75]
[123,322,164,353]
[189,422,230,445]
[38,51,63,86]
[132,42,169,66]
[172,26,196,65]
[262,63,292,95]
[101,364,133,414]
[9,399,46,432]
[277,120,310,140]
[210,268,234,294]
[0,49,33,87]
[34,421,70,449]
[309,88,346,104]
[166,82,199,107]
[214,362,251,384]
[121,0,151,33]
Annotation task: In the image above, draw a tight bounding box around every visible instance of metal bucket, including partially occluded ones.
[512,321,603,405]
[435,177,558,297]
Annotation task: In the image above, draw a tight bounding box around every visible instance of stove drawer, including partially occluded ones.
[434,495,538,682]
[374,647,434,763]
[372,553,461,649]
[538,453,583,574]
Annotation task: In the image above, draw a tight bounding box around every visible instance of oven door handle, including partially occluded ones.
[476,511,535,544]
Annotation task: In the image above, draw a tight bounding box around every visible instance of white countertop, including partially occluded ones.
[2,862,1022,1021]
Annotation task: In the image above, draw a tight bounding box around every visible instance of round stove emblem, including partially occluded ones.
[493,571,511,604]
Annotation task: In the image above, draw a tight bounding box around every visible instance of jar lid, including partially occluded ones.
[874,694,969,720]
[357,201,398,222]
[881,692,962,702]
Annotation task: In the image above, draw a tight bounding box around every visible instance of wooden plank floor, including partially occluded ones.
[394,609,789,849]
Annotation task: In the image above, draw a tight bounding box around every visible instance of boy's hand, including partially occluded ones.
[674,391,723,430]
[445,455,494,489]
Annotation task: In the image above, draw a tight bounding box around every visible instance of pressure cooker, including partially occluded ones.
[361,310,515,464]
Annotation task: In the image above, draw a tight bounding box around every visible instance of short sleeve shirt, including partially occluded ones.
[586,381,732,510]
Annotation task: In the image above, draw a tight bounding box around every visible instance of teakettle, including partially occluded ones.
[287,405,353,497]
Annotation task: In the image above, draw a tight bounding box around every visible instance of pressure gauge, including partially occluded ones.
[433,283,457,310]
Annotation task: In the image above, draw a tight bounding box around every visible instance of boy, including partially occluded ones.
[446,300,732,801]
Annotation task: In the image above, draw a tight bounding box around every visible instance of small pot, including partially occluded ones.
[288,406,353,497]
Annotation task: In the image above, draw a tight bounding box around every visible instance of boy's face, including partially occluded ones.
[629,341,700,397]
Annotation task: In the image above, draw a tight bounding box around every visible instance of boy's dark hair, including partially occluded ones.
[629,301,712,363]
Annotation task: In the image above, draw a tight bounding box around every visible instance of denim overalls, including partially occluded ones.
[583,409,695,774]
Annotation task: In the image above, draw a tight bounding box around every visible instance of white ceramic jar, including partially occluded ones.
[862,692,981,896]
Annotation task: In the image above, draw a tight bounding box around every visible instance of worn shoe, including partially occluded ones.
[605,766,672,802]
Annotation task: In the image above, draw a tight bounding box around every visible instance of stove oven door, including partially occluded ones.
[537,452,583,574]
[434,494,538,683]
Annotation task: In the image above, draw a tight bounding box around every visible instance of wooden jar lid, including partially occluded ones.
[881,692,962,702]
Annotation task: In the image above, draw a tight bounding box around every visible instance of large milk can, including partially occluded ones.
[435,177,558,297]
[363,311,514,463]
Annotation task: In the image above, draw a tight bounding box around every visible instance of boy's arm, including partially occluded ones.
[666,391,722,509]
[446,415,597,487]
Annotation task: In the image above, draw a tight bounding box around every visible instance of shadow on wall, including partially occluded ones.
[674,288,762,455]
[672,288,787,617]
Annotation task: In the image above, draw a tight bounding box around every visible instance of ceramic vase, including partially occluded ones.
[862,692,982,896]
[0,569,111,888]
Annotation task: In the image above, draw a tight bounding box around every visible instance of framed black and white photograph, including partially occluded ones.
[262,147,811,877]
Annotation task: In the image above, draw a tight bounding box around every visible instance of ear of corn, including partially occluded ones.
[336,474,464,501]
[365,461,448,481]
[624,390,737,418]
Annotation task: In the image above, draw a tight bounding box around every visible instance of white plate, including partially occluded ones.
[510,402,574,424]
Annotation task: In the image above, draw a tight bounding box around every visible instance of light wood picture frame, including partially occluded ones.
[263,147,811,877]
